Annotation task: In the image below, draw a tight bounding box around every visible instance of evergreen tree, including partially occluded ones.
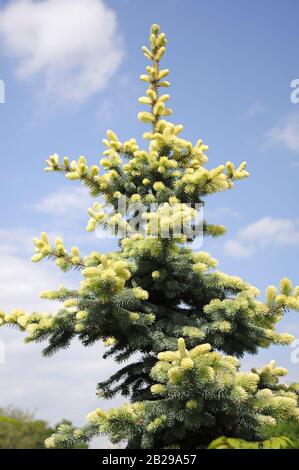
[1,24,299,449]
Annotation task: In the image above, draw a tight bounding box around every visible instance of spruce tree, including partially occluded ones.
[1,24,299,449]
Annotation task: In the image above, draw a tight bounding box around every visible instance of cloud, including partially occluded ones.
[264,112,299,154]
[0,228,35,256]
[0,0,124,102]
[0,253,63,311]
[224,216,299,258]
[0,228,70,311]
[241,102,266,119]
[0,326,122,440]
[224,239,253,258]
[32,186,92,218]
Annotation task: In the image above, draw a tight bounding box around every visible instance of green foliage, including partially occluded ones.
[1,23,299,449]
[208,436,292,449]
[263,417,299,448]
[0,407,86,449]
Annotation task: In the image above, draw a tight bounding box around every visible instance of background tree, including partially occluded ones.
[1,24,299,449]
[0,407,86,449]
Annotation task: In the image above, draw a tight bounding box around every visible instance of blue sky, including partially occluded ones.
[0,0,299,442]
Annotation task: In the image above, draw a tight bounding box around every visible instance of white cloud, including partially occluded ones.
[264,112,299,154]
[0,0,124,102]
[224,216,299,258]
[32,186,92,218]
[0,253,64,311]
[242,102,266,119]
[0,228,35,256]
[238,217,299,245]
[0,228,70,311]
[224,239,253,258]
[0,327,121,439]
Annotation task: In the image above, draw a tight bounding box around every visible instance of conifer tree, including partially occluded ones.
[1,24,299,449]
